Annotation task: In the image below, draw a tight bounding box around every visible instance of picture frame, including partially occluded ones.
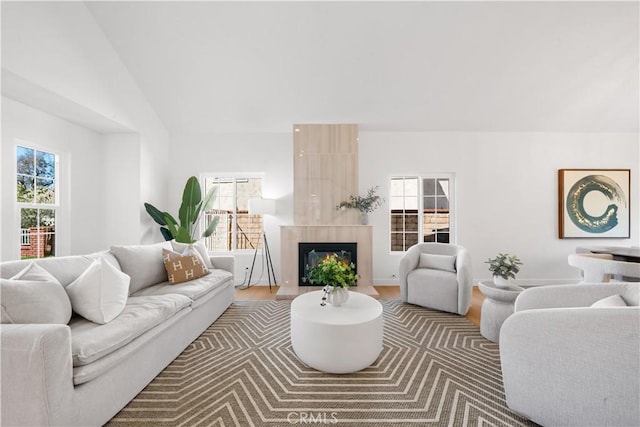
[558,169,630,239]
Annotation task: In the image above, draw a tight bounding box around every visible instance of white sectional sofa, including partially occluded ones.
[500,283,640,427]
[1,241,234,426]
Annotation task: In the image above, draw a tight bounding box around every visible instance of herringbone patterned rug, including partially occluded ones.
[107,300,537,427]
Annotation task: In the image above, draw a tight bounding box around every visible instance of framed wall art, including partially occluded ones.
[558,169,630,239]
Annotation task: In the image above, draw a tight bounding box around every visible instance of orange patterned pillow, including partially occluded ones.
[162,249,210,284]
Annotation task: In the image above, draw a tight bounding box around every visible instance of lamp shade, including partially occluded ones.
[248,198,276,215]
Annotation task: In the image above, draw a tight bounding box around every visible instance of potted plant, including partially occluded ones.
[304,251,357,306]
[144,176,219,243]
[336,185,384,225]
[485,253,523,289]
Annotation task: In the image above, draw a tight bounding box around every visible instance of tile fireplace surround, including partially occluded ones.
[277,225,376,299]
[278,124,376,299]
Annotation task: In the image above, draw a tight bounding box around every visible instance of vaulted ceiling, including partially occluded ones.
[86,1,639,133]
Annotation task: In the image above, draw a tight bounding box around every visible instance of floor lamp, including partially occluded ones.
[247,198,277,291]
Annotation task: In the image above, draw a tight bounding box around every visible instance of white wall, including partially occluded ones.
[168,131,638,284]
[359,132,639,283]
[101,133,141,247]
[1,97,107,258]
[1,2,170,247]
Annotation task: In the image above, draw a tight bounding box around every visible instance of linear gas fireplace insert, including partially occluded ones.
[299,242,357,286]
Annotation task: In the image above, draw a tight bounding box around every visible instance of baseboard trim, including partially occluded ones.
[474,278,582,287]
[373,278,583,286]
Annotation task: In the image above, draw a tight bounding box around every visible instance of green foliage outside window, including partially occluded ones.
[17,146,56,228]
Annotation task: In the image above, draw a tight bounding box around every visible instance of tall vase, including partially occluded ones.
[360,212,369,225]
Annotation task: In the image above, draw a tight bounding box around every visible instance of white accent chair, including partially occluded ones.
[500,283,640,427]
[399,243,473,315]
[568,253,640,282]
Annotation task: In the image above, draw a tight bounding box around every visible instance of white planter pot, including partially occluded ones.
[493,276,511,289]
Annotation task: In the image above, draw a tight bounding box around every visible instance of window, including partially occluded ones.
[201,175,263,252]
[390,174,455,252]
[17,145,58,259]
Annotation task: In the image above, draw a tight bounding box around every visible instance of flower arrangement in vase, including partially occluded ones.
[336,186,384,225]
[485,253,523,289]
[304,251,357,306]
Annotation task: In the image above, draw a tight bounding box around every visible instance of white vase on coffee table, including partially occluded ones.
[323,286,350,306]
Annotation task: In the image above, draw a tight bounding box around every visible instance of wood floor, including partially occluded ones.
[235,285,484,327]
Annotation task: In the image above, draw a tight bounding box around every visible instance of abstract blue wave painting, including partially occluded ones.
[559,169,630,238]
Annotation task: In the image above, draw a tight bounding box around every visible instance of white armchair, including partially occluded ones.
[500,283,640,427]
[398,243,473,315]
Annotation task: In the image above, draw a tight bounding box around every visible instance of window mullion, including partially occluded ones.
[232,177,238,251]
[36,209,41,256]
[418,178,423,244]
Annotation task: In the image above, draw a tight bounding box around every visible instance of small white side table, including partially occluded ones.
[290,290,383,374]
[477,281,524,343]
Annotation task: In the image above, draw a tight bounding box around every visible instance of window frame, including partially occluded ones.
[200,173,265,254]
[389,173,456,253]
[15,142,60,259]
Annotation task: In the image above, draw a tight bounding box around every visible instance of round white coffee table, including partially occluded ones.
[290,290,383,374]
[477,281,525,343]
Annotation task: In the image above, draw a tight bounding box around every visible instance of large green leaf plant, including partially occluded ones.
[144,176,219,243]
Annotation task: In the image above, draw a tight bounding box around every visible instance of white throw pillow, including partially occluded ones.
[418,253,457,273]
[171,240,214,269]
[590,294,628,308]
[110,242,171,294]
[67,257,130,324]
[1,263,72,324]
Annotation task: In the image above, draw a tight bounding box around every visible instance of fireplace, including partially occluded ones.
[299,242,357,286]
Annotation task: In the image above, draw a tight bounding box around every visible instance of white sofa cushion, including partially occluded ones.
[591,294,628,308]
[71,305,192,385]
[66,257,131,324]
[0,253,119,287]
[407,268,458,313]
[110,242,171,294]
[70,294,191,366]
[171,240,214,269]
[133,269,233,305]
[418,253,457,272]
[1,263,72,324]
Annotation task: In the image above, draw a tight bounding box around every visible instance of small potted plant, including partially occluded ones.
[304,251,357,306]
[336,186,384,225]
[485,253,523,289]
